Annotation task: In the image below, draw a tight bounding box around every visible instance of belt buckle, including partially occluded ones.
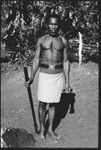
[49,64,55,70]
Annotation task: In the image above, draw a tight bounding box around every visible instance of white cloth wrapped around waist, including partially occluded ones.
[38,72,64,103]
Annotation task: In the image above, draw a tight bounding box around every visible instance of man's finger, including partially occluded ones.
[25,82,29,88]
[65,89,69,93]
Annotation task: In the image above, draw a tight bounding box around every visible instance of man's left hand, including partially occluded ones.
[65,84,72,93]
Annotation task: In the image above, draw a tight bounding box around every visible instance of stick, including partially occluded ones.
[78,32,83,68]
[24,66,38,133]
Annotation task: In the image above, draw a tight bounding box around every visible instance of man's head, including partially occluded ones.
[46,14,61,36]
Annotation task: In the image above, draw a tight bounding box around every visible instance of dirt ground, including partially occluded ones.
[1,62,98,148]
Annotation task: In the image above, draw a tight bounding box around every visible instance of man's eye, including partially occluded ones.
[50,24,58,25]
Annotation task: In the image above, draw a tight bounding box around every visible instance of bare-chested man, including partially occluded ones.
[25,14,71,142]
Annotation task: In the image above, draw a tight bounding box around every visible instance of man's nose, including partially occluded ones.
[51,25,55,29]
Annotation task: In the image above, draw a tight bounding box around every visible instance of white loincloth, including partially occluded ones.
[38,72,64,103]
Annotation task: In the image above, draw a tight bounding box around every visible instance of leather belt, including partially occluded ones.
[40,63,63,70]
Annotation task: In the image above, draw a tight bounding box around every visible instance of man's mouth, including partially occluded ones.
[51,30,56,32]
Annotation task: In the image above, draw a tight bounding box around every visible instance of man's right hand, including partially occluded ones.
[25,78,33,88]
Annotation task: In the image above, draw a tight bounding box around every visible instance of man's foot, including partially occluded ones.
[47,131,60,143]
[38,131,46,142]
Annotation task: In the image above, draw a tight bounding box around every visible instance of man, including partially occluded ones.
[25,14,71,142]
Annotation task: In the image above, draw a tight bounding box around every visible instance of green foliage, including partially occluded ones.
[1,0,99,65]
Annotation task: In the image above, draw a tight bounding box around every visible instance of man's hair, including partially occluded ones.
[45,14,61,26]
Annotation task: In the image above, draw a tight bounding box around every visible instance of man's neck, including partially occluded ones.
[49,33,59,38]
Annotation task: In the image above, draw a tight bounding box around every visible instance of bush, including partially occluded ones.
[1,0,99,65]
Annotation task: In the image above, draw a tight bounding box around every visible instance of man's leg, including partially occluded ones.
[38,101,47,140]
[48,103,60,141]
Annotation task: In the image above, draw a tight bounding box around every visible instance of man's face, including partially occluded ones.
[48,17,59,36]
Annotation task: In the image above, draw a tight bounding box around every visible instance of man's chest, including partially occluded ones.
[41,37,64,51]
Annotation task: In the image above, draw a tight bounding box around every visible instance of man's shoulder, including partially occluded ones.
[37,34,48,43]
[42,34,49,40]
[60,35,68,45]
[60,35,67,42]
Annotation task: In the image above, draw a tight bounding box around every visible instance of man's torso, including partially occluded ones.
[39,34,65,74]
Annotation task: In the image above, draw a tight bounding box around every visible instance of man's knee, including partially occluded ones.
[39,101,47,109]
[49,103,56,108]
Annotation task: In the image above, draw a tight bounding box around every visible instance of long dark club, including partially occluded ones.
[24,67,38,133]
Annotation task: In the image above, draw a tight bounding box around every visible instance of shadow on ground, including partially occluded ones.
[44,91,76,134]
[53,91,76,131]
[2,128,35,148]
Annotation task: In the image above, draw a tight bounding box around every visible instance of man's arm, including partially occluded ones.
[26,38,41,86]
[63,38,71,92]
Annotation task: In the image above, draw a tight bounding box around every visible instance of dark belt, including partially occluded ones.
[40,63,63,70]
